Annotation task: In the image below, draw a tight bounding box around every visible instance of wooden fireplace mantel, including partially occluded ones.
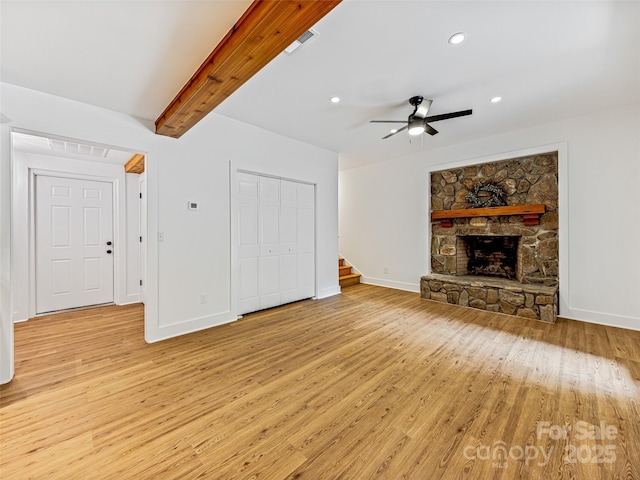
[431,204,546,227]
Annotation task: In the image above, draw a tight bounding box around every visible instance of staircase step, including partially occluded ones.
[339,273,361,288]
[338,257,361,288]
[339,265,352,276]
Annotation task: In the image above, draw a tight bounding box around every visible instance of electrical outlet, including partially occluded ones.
[158,232,165,242]
[200,294,208,304]
[384,267,389,274]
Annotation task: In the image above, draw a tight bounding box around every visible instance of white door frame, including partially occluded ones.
[11,134,130,321]
[139,173,147,304]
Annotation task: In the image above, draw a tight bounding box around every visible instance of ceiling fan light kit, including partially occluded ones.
[408,117,426,135]
[370,96,472,140]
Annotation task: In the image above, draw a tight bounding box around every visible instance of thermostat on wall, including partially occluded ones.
[187,201,199,211]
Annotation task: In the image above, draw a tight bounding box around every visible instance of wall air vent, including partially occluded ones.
[284,28,318,55]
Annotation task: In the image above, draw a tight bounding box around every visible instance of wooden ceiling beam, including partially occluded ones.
[155,0,342,138]
[124,153,145,174]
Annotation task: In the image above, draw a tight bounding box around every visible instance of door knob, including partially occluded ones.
[106,241,112,246]
[106,249,112,254]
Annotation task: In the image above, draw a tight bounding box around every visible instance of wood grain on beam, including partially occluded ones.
[124,153,145,174]
[155,0,342,138]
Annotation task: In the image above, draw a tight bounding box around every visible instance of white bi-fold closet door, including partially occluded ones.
[238,172,315,315]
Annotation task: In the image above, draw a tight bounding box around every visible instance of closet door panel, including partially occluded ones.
[258,176,280,308]
[259,177,280,257]
[260,255,280,309]
[239,257,259,313]
[280,254,298,304]
[279,180,298,302]
[298,252,315,299]
[237,173,259,314]
[297,183,315,299]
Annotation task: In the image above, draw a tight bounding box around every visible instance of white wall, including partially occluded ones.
[339,103,640,331]
[0,82,339,384]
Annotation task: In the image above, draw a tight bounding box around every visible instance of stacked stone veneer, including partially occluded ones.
[422,152,559,322]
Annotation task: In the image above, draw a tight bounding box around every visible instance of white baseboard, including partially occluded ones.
[317,285,341,299]
[562,308,640,332]
[146,311,238,343]
[118,295,141,306]
[361,277,420,293]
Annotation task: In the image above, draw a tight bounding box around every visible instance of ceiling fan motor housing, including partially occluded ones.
[409,96,424,106]
[409,96,433,119]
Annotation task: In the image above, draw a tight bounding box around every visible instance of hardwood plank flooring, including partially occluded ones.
[1,284,638,479]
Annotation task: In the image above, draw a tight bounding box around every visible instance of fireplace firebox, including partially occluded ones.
[457,235,520,280]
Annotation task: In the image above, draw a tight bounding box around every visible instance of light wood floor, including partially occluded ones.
[1,284,639,479]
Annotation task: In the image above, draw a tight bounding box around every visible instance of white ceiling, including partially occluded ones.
[2,1,639,170]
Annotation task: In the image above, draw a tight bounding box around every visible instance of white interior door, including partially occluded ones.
[36,175,114,314]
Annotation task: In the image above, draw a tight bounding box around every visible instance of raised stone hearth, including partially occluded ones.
[421,274,559,323]
[423,152,559,323]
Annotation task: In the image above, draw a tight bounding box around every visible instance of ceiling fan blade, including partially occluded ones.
[382,125,408,139]
[369,120,407,124]
[425,109,472,123]
[425,123,438,135]
[414,98,432,119]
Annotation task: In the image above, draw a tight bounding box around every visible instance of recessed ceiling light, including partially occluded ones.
[330,96,341,103]
[448,32,466,45]
[491,96,502,103]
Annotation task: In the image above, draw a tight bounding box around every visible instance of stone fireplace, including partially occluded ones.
[421,152,559,322]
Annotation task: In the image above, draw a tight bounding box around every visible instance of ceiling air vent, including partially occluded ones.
[284,28,318,55]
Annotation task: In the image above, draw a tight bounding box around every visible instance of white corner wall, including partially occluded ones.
[0,121,12,384]
[0,82,339,384]
[339,103,640,331]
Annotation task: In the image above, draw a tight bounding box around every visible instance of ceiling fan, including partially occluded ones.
[370,96,472,139]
